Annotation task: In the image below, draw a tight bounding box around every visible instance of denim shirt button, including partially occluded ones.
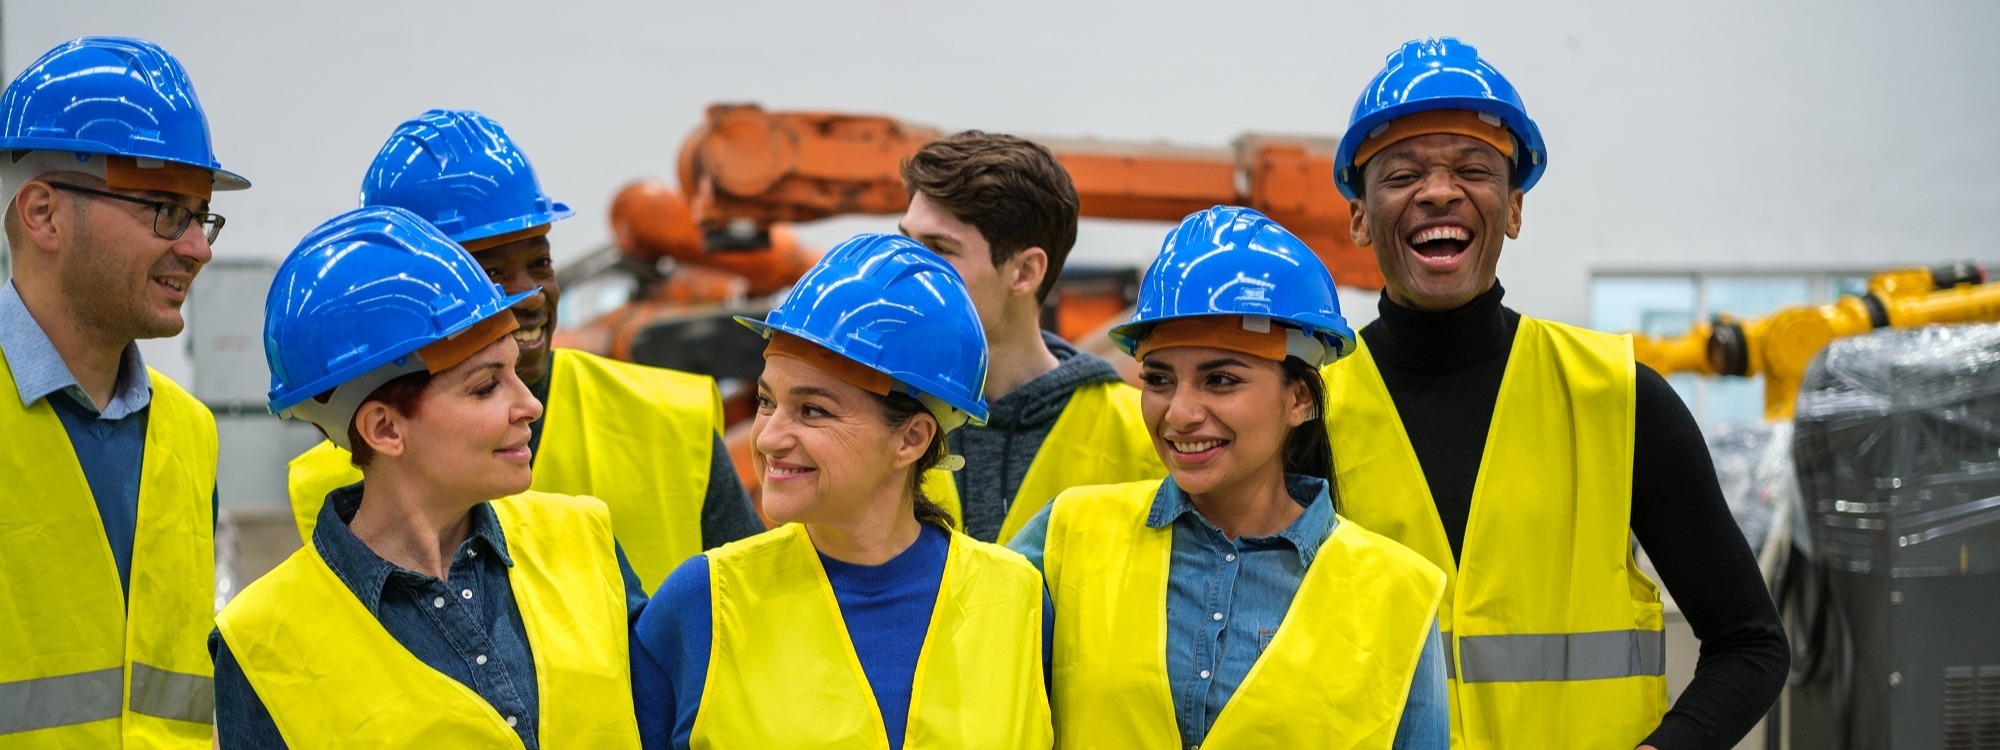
[431,596,445,609]
[476,654,488,666]
[1224,553,1236,563]
[506,715,518,728]
[1198,669,1211,680]
[461,589,474,600]
[1210,612,1223,622]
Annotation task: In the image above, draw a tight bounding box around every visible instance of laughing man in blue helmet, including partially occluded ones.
[1325,38,1786,749]
[0,37,245,747]
[285,110,762,593]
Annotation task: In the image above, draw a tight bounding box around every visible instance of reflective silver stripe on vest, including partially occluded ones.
[0,668,123,735]
[1454,630,1666,683]
[129,663,215,725]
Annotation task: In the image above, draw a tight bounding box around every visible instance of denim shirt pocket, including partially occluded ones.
[1256,627,1279,656]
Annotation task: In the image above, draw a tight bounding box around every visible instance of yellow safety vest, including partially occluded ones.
[692,523,1052,749]
[1041,479,1444,750]
[1323,316,1668,749]
[288,348,723,591]
[0,353,217,748]
[922,380,1163,543]
[215,491,639,749]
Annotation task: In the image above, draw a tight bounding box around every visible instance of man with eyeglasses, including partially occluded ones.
[0,37,246,747]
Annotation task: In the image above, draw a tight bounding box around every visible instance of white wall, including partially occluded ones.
[11,0,1999,382]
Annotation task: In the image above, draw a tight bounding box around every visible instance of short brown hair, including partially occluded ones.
[342,370,433,468]
[901,131,1079,303]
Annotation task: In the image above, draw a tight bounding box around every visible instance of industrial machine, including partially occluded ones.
[552,103,1396,497]
[1780,323,2000,748]
[558,102,1385,362]
[1631,261,2000,421]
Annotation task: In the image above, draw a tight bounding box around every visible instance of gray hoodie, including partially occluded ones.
[950,331,1128,542]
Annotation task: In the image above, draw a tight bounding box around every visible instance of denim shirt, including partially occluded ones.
[211,483,648,749]
[1010,475,1448,748]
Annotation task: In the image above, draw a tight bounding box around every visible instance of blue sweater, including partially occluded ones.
[630,523,1053,749]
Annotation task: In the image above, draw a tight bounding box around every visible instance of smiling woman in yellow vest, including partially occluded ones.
[210,207,644,749]
[630,234,1053,750]
[1010,207,1449,750]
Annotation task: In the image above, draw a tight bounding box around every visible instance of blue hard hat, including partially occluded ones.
[1112,206,1354,366]
[265,205,535,429]
[361,109,573,244]
[1334,37,1545,200]
[0,36,248,190]
[737,233,991,428]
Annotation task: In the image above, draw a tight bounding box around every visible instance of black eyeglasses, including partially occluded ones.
[45,181,226,244]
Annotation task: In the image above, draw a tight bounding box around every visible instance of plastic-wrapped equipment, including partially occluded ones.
[1791,322,2000,577]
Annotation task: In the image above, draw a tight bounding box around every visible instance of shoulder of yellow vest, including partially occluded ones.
[495,490,609,520]
[1326,514,1446,592]
[1521,315,1628,346]
[948,532,1042,578]
[556,347,719,404]
[293,439,351,466]
[144,366,215,421]
[1050,478,1162,516]
[217,544,321,628]
[1515,317,1637,386]
[557,347,713,386]
[705,524,802,564]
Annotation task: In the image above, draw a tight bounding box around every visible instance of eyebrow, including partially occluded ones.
[1375,143,1501,167]
[896,224,958,250]
[131,189,206,211]
[757,378,847,403]
[444,361,508,386]
[1196,357,1253,372]
[1141,357,1254,372]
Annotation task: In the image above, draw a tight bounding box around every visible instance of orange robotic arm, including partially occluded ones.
[675,103,1384,289]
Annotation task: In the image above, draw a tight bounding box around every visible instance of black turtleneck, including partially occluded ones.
[1360,282,1789,750]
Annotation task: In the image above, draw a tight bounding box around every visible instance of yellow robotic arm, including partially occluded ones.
[1631,262,1999,421]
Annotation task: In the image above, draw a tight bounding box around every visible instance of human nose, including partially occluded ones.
[1413,168,1462,209]
[509,372,544,423]
[173,223,214,269]
[509,287,546,314]
[1162,383,1206,433]
[751,408,792,457]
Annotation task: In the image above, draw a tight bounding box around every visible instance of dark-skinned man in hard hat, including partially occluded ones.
[1324,37,1787,750]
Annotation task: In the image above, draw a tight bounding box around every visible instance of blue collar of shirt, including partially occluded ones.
[1146,473,1339,568]
[311,483,516,616]
[0,280,152,418]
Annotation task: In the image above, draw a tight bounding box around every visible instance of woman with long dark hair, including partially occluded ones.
[1011,206,1449,749]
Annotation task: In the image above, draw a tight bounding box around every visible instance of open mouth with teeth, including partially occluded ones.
[510,322,547,351]
[765,462,816,482]
[154,276,189,294]
[1166,438,1229,461]
[1406,225,1473,269]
